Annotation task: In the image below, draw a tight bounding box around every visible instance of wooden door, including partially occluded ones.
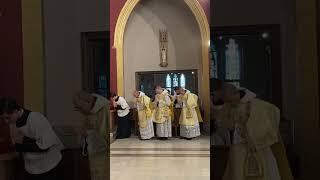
[81,31,110,97]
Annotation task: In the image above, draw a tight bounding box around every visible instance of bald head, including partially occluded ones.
[73,91,95,113]
[221,83,240,103]
[132,90,140,98]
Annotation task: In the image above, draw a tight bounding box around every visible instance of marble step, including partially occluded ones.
[111,150,209,154]
[111,154,209,157]
[111,148,210,157]
[111,147,209,151]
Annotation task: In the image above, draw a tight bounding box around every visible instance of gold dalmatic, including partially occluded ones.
[137,95,152,128]
[169,96,175,121]
[179,92,198,126]
[154,93,171,124]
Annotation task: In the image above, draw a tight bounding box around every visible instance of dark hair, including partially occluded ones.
[108,92,117,99]
[210,78,224,92]
[153,85,162,90]
[173,87,181,91]
[0,97,21,115]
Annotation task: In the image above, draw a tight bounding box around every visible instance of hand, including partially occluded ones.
[14,132,24,144]
[112,101,117,108]
[10,126,24,144]
[80,127,88,139]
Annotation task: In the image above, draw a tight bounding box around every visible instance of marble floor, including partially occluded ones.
[110,136,210,180]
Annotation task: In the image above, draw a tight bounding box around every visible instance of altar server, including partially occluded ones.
[109,93,131,139]
[0,97,64,180]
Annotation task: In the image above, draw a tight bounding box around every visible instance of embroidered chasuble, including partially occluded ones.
[86,94,109,180]
[179,92,199,126]
[215,98,293,180]
[193,93,203,122]
[137,93,152,128]
[169,96,175,123]
[153,90,171,124]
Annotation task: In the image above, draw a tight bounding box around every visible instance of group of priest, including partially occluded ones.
[110,85,202,140]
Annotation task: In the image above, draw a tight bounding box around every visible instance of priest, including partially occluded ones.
[174,87,201,140]
[132,90,154,140]
[213,83,293,180]
[73,91,108,180]
[153,86,172,139]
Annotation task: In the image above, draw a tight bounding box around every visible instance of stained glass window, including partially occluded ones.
[173,74,179,87]
[225,38,241,80]
[96,74,107,96]
[166,74,171,88]
[164,73,190,95]
[211,28,275,103]
[180,74,186,88]
[137,70,197,97]
[210,41,218,78]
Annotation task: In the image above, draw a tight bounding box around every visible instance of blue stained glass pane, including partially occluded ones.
[210,42,218,78]
[180,74,186,88]
[173,74,178,87]
[225,38,240,80]
[166,74,171,87]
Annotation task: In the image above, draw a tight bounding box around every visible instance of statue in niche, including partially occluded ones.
[159,29,168,67]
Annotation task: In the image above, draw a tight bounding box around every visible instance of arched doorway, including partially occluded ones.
[113,0,210,121]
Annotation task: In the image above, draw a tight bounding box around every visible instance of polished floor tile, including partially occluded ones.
[111,136,210,149]
[110,136,210,180]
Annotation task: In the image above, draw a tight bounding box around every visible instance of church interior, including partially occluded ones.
[0,0,320,179]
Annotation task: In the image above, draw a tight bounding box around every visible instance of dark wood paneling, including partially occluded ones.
[0,0,24,155]
[61,149,91,180]
[317,0,320,128]
[0,0,24,102]
[211,146,230,180]
[81,31,109,94]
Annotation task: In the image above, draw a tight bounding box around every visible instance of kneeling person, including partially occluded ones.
[109,93,131,139]
[0,97,64,180]
[133,90,154,140]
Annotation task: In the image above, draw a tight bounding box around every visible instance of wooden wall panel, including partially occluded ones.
[0,0,24,154]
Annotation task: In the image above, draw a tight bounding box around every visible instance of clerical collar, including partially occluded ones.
[16,109,31,128]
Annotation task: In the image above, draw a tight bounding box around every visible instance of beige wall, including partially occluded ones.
[43,0,108,127]
[212,0,297,123]
[123,0,201,103]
